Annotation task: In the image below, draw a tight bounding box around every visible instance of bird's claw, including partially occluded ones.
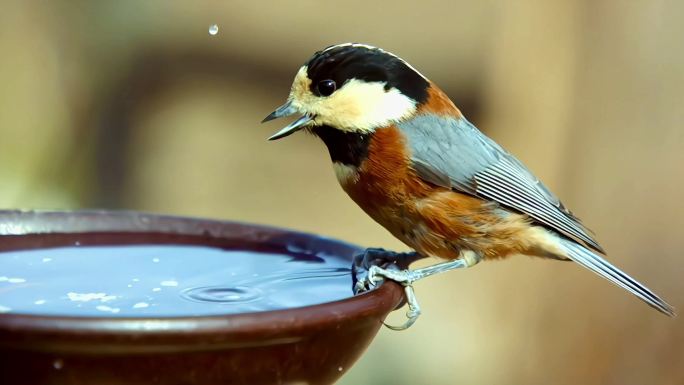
[351,248,425,330]
[352,248,423,294]
[353,261,401,294]
[368,265,417,285]
[384,284,422,331]
[352,248,396,294]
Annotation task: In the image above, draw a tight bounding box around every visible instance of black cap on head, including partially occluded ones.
[305,44,429,104]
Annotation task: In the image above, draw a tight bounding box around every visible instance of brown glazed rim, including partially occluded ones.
[0,210,404,353]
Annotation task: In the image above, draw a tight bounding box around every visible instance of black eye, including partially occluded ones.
[317,79,337,96]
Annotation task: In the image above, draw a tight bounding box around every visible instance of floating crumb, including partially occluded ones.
[160,280,178,287]
[42,258,52,262]
[132,302,149,309]
[34,299,46,305]
[152,258,160,263]
[152,287,161,292]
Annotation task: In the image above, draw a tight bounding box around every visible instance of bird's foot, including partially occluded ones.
[352,250,483,330]
[352,248,426,330]
[371,270,422,331]
[352,248,425,294]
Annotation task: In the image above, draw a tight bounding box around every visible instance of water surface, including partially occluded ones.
[0,245,352,317]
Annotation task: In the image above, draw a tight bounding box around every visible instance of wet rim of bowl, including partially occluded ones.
[0,210,403,350]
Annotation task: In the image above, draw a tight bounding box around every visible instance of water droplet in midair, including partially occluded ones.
[209,24,219,36]
[53,359,64,370]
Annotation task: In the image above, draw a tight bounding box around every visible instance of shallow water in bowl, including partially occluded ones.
[0,245,352,317]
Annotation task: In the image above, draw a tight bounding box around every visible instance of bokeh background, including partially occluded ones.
[1,1,683,384]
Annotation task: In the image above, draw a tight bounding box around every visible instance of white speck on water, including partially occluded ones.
[208,24,219,35]
[0,305,12,313]
[67,292,117,303]
[53,359,64,370]
[152,287,161,292]
[42,257,52,262]
[152,258,160,263]
[34,299,46,305]
[127,284,133,288]
[96,305,120,313]
[132,278,140,282]
[133,302,149,309]
[160,280,178,287]
[8,277,26,283]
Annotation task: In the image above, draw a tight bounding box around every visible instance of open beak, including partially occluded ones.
[262,101,314,141]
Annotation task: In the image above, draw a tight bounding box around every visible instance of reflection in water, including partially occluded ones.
[0,245,352,317]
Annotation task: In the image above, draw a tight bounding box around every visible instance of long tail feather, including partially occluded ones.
[557,238,675,317]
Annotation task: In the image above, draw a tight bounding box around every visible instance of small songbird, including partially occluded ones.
[262,43,674,328]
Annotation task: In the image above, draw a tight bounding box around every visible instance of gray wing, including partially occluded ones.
[398,115,604,253]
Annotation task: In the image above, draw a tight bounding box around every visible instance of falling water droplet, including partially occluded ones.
[208,24,219,36]
[53,359,64,370]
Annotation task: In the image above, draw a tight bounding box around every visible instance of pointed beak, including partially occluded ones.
[262,101,314,140]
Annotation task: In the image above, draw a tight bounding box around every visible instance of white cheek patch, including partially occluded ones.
[289,67,418,133]
[313,79,417,132]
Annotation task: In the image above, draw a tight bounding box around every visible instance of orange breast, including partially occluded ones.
[338,123,536,260]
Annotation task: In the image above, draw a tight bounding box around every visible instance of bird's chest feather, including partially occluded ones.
[317,125,432,227]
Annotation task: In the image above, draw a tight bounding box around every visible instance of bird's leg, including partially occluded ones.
[366,250,483,330]
[352,248,427,294]
[369,250,482,285]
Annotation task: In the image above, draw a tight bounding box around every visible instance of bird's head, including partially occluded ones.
[262,43,431,140]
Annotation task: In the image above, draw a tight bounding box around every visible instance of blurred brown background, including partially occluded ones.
[1,1,683,384]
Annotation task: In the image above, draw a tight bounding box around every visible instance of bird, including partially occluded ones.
[262,43,674,329]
